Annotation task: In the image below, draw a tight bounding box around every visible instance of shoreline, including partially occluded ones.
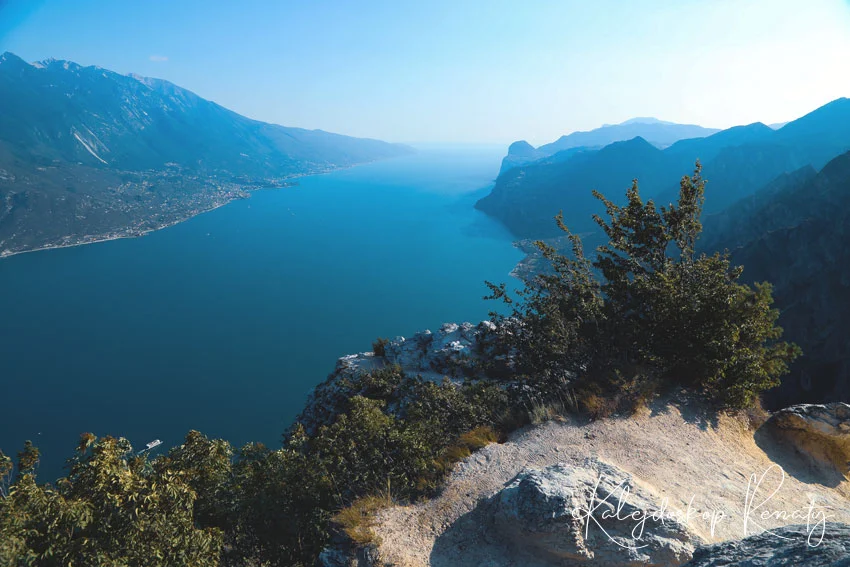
[0,199,237,260]
[0,159,389,261]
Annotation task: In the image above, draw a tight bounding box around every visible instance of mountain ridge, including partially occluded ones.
[498,118,719,175]
[479,97,850,240]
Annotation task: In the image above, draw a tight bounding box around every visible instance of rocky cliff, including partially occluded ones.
[307,330,850,567]
[296,322,500,436]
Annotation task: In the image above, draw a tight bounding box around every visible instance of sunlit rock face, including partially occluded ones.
[766,402,850,473]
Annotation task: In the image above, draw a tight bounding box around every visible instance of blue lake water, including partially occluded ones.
[0,146,522,479]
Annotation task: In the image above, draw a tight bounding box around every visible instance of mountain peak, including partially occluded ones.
[37,57,82,72]
[0,51,29,67]
[779,97,850,135]
[507,140,537,157]
[593,136,662,162]
[618,117,676,126]
[605,135,656,151]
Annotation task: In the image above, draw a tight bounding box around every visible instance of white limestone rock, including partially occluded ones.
[485,459,700,566]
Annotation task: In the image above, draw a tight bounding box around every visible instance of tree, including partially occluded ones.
[0,435,221,567]
[489,163,800,409]
[486,213,603,380]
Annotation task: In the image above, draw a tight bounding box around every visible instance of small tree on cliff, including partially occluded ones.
[488,163,800,409]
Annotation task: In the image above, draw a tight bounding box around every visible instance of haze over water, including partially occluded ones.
[0,147,522,478]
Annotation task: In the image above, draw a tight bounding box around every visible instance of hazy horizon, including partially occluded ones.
[2,0,849,145]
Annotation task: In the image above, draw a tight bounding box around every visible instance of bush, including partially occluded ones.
[372,337,390,357]
[226,369,510,563]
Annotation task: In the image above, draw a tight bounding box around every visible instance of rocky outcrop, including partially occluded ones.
[683,523,850,566]
[382,321,500,378]
[499,141,542,175]
[371,395,850,567]
[766,403,850,474]
[485,459,699,566]
[295,321,501,435]
[337,321,498,381]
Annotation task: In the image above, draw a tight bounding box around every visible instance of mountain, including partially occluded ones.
[479,98,850,239]
[773,97,850,169]
[498,118,719,175]
[480,136,671,237]
[663,122,776,164]
[536,118,719,154]
[700,150,850,407]
[0,52,411,256]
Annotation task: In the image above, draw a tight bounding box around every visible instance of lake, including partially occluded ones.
[0,146,523,479]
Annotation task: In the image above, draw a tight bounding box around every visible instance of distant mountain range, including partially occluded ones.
[498,118,719,174]
[478,98,850,239]
[0,52,411,256]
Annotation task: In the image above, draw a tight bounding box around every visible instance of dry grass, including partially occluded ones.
[332,493,392,546]
[458,426,500,450]
[432,426,501,477]
[579,392,619,419]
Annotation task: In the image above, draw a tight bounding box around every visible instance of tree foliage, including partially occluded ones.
[0,369,509,566]
[0,435,221,567]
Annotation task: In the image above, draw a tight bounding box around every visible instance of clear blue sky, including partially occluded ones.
[2,0,849,145]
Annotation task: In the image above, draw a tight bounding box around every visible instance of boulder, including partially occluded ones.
[486,459,699,566]
[684,523,850,566]
[766,403,850,473]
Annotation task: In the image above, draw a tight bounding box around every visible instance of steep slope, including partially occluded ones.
[480,99,850,239]
[699,164,818,252]
[0,52,411,256]
[701,151,850,407]
[774,97,850,170]
[664,122,776,164]
[658,139,808,214]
